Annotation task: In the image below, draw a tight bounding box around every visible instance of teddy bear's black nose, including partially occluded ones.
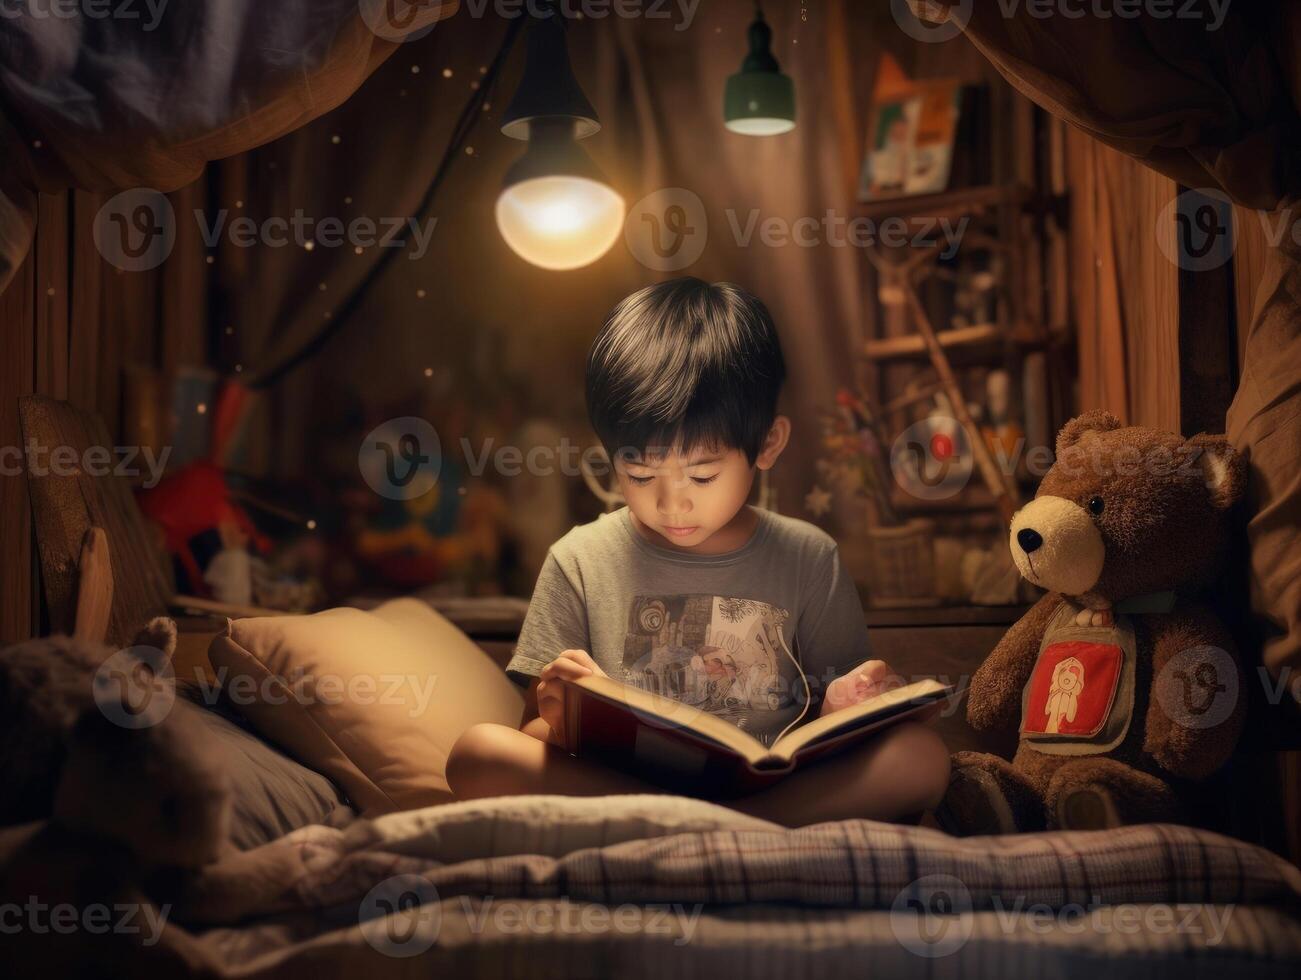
[1017,528,1044,554]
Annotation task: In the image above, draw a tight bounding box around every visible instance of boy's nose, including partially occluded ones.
[657,485,692,514]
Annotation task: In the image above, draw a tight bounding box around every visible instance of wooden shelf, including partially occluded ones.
[852,183,1030,221]
[863,603,1030,627]
[863,323,1001,360]
[889,484,999,515]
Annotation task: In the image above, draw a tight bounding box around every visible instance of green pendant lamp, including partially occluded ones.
[723,3,796,136]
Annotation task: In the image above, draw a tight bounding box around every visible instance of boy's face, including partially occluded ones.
[614,417,790,553]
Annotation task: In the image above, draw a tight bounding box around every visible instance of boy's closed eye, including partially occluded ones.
[628,474,718,486]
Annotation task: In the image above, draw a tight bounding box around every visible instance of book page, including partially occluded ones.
[771,679,951,759]
[570,673,772,764]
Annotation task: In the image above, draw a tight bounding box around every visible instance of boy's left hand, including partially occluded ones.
[821,659,904,716]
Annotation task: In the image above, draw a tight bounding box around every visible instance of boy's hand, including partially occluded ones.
[535,650,606,745]
[821,659,904,717]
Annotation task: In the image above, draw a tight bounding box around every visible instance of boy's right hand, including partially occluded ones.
[536,650,606,745]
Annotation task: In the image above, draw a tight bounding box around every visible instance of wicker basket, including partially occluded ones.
[857,517,941,608]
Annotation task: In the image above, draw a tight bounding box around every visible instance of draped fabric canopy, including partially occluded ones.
[911,1,1301,697]
[0,0,461,292]
[4,0,1297,695]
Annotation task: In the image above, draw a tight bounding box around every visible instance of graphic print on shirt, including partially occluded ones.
[621,594,798,745]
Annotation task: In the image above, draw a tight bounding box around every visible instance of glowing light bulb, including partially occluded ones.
[495,175,624,271]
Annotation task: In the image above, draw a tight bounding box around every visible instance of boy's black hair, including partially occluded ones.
[586,278,786,465]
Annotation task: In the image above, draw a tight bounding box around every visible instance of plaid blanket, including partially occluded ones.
[186,795,1301,977]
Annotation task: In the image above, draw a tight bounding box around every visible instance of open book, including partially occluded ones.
[561,673,955,796]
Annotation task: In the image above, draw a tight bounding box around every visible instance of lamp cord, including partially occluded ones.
[248,16,526,390]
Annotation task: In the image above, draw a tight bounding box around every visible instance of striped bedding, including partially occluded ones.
[188,795,1301,978]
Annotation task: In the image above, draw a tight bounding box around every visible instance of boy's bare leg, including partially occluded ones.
[728,721,951,827]
[448,720,949,828]
[448,722,667,799]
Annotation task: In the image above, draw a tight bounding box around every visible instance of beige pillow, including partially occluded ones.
[207,599,524,815]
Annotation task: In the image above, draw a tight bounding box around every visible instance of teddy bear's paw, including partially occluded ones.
[1073,607,1114,627]
[934,764,1021,837]
[1055,785,1122,831]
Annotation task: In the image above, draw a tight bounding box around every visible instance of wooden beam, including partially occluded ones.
[73,527,113,644]
[1177,188,1238,437]
[863,323,1002,360]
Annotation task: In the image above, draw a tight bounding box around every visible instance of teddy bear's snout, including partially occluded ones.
[1009,495,1106,597]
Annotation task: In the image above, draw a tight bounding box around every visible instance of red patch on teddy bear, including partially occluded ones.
[1021,640,1123,738]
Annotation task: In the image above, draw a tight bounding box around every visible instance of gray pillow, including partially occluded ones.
[175,692,354,849]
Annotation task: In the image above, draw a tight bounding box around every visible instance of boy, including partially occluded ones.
[447,279,950,826]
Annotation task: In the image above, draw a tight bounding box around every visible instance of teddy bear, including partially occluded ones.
[939,410,1249,833]
[0,618,235,976]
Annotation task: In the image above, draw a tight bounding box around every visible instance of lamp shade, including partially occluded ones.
[723,13,796,136]
[500,14,600,141]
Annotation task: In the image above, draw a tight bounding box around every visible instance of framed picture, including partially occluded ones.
[858,56,964,201]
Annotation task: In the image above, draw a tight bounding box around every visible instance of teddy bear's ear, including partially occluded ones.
[1055,410,1123,457]
[131,617,177,662]
[1187,433,1248,510]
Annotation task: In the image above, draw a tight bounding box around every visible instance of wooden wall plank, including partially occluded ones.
[34,193,69,401]
[69,190,105,412]
[1231,203,1272,374]
[1067,131,1180,430]
[0,241,36,646]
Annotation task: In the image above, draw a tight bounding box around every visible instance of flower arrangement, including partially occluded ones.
[809,388,900,526]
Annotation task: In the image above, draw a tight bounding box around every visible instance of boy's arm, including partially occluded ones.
[506,552,591,686]
[795,542,874,716]
[507,551,592,743]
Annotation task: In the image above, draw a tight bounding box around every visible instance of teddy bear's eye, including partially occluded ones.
[1087,496,1105,515]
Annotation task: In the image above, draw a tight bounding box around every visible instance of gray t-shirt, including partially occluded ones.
[507,506,872,748]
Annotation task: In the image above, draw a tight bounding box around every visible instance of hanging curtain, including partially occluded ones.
[909,1,1301,698]
[0,1,460,293]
